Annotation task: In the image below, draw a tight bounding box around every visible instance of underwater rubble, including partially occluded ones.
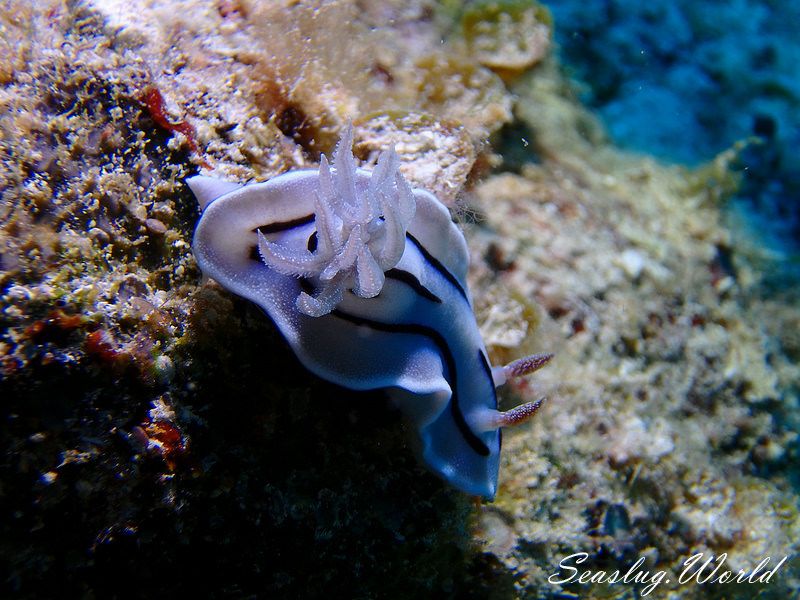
[0,1,797,598]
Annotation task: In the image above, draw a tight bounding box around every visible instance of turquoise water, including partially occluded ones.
[548,0,800,284]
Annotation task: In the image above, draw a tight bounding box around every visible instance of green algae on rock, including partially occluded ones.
[461,0,553,74]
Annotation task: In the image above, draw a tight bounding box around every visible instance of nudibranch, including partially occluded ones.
[189,125,551,499]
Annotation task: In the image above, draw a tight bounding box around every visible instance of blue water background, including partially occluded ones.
[545,0,800,284]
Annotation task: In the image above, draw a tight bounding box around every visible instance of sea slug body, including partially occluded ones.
[189,125,550,499]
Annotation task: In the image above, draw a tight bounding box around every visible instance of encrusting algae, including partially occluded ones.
[0,1,797,598]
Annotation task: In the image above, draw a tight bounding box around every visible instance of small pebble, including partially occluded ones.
[154,354,175,384]
[619,248,646,279]
[88,227,111,245]
[40,471,58,485]
[146,218,168,235]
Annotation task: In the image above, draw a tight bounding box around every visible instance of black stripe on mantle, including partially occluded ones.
[329,308,491,458]
[251,213,468,303]
[255,214,315,234]
[405,232,468,302]
[385,269,441,303]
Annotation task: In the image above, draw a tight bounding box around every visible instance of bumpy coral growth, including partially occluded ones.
[462,0,553,72]
[257,125,416,316]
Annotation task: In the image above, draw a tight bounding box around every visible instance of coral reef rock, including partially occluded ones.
[1,1,797,599]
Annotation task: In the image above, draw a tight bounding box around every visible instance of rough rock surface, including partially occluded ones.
[1,1,797,598]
